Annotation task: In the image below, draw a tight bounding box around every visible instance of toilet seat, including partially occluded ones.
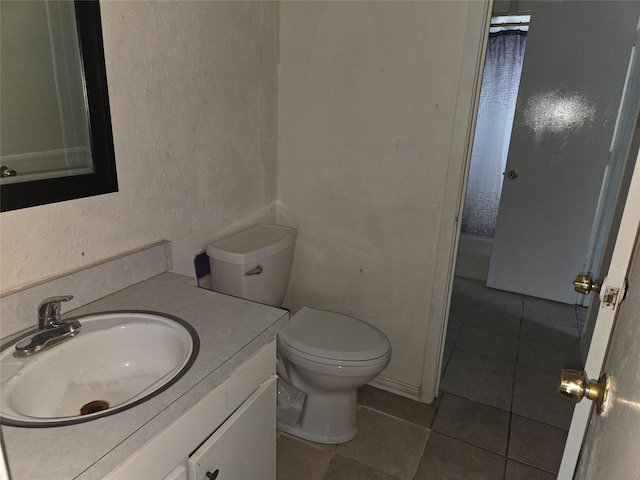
[278,340,389,373]
[278,306,391,366]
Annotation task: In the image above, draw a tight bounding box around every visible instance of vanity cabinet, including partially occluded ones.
[106,340,277,480]
[188,379,276,480]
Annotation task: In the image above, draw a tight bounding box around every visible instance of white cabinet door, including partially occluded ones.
[188,378,276,480]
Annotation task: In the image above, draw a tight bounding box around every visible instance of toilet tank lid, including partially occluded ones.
[206,225,297,265]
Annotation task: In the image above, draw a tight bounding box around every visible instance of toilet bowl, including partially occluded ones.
[206,225,392,444]
[276,306,391,443]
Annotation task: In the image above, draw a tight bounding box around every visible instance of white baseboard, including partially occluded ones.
[367,375,422,403]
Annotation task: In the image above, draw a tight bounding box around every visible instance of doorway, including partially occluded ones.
[440,1,640,476]
[484,3,640,304]
[455,15,528,282]
[441,278,580,475]
[444,6,583,427]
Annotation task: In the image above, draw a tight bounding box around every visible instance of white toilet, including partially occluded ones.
[206,224,391,444]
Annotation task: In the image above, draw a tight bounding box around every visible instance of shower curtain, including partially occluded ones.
[461,30,527,238]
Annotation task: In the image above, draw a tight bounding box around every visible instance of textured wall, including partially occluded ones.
[0,0,485,402]
[278,1,475,396]
[0,1,279,293]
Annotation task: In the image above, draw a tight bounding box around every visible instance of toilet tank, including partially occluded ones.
[206,225,297,307]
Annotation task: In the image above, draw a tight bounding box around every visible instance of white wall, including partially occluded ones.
[0,1,279,293]
[455,234,492,282]
[278,1,484,398]
[0,0,490,402]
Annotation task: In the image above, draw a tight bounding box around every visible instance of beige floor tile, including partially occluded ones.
[520,320,579,349]
[455,324,519,362]
[323,456,400,480]
[440,348,515,411]
[523,297,577,327]
[452,276,482,296]
[448,286,479,324]
[414,432,505,480]
[336,407,428,480]
[277,433,333,480]
[512,365,574,429]
[517,337,582,375]
[505,459,557,480]
[441,346,453,375]
[445,318,463,347]
[431,393,510,455]
[508,415,567,474]
[511,400,572,431]
[358,385,436,428]
[474,286,524,311]
[463,303,522,336]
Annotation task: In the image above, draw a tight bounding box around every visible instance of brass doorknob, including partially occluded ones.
[558,369,611,415]
[1,166,17,177]
[574,274,601,294]
[507,169,519,179]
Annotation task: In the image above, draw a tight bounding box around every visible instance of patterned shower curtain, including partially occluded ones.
[461,30,527,238]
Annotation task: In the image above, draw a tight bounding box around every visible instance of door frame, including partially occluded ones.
[420,0,492,403]
[423,1,640,475]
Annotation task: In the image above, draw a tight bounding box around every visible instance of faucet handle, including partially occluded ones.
[38,295,74,329]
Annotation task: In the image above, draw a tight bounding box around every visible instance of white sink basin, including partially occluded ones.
[0,311,198,427]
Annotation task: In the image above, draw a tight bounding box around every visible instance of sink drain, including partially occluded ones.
[80,400,110,415]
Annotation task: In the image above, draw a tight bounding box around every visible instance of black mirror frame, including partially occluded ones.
[1,1,117,212]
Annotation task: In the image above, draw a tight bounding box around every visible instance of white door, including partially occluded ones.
[576,237,640,476]
[486,1,640,304]
[558,148,640,479]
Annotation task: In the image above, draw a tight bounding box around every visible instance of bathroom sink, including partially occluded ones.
[0,311,199,427]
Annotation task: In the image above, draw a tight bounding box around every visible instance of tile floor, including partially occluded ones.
[277,277,585,480]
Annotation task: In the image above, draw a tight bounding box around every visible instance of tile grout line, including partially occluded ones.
[427,426,510,462]
[409,429,431,480]
[441,281,574,478]
[358,404,432,431]
[324,454,405,480]
[503,294,525,478]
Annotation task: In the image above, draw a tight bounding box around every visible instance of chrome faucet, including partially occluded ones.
[38,295,73,329]
[14,295,81,357]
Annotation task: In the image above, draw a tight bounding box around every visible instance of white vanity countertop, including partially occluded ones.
[1,272,289,480]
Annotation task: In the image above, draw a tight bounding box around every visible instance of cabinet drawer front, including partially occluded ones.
[189,377,276,480]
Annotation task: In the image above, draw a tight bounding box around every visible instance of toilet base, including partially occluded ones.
[278,416,358,444]
[277,382,359,444]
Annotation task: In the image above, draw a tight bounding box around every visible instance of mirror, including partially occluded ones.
[0,1,117,212]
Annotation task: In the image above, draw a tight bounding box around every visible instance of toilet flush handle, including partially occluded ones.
[245,265,263,276]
